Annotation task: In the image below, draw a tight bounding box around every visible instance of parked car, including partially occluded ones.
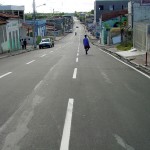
[39,38,54,49]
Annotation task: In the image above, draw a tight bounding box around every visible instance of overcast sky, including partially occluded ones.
[0,0,94,13]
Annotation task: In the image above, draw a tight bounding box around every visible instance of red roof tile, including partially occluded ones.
[101,10,128,21]
[0,13,19,19]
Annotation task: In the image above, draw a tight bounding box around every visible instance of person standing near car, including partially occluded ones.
[83,35,90,55]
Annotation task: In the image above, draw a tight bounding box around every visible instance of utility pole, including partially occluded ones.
[33,0,36,48]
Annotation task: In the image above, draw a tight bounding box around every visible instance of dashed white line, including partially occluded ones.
[40,54,46,57]
[60,98,74,150]
[76,57,78,63]
[73,68,77,79]
[0,72,12,79]
[49,51,53,53]
[77,53,79,56]
[26,60,35,65]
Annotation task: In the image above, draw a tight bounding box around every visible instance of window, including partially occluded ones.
[109,5,114,11]
[122,5,124,9]
[99,5,104,10]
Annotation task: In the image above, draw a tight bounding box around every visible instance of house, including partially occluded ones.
[94,0,128,38]
[0,13,21,53]
[46,17,64,36]
[100,9,128,44]
[63,15,73,32]
[0,5,25,21]
[85,14,94,31]
[94,0,128,23]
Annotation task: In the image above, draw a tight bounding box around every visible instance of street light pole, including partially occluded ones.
[33,0,36,48]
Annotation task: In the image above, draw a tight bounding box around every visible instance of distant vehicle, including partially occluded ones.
[39,38,54,49]
[76,26,79,28]
[65,29,73,33]
[69,29,73,33]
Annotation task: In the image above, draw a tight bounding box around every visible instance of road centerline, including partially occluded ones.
[60,98,74,150]
[40,54,46,57]
[76,57,78,63]
[0,72,12,79]
[26,60,35,65]
[73,68,77,79]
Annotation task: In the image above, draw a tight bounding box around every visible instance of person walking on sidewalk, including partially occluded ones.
[23,39,27,50]
[20,39,24,49]
[83,35,90,55]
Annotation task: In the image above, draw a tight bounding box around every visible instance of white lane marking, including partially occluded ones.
[100,49,150,79]
[77,53,79,56]
[101,72,112,84]
[114,134,135,150]
[26,60,35,65]
[34,80,43,91]
[49,51,54,53]
[60,98,74,150]
[40,54,46,57]
[73,68,77,79]
[0,72,12,79]
[76,57,78,63]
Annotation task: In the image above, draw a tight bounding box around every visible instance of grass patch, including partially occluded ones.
[116,42,133,51]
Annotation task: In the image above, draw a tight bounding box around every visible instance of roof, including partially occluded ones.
[101,9,128,21]
[0,5,24,11]
[22,22,33,29]
[0,13,19,19]
[0,20,7,25]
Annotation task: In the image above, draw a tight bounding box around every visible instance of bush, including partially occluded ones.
[116,42,133,51]
[36,36,41,45]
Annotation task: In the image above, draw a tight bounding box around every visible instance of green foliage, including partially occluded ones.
[116,42,133,51]
[36,36,41,45]
[25,12,65,20]
[90,10,94,14]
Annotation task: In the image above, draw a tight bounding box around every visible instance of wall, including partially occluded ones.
[94,0,128,22]
[6,19,21,51]
[128,1,150,27]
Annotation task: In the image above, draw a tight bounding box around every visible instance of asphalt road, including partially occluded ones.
[0,20,150,150]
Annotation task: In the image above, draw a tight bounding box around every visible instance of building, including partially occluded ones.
[128,0,150,28]
[128,0,150,52]
[0,13,21,53]
[20,20,46,45]
[25,20,46,37]
[100,9,128,44]
[94,0,128,23]
[46,17,64,36]
[0,5,25,21]
[63,15,73,32]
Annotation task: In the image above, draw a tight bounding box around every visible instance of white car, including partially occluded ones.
[39,38,54,49]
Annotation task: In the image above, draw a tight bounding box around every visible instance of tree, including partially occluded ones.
[90,10,94,14]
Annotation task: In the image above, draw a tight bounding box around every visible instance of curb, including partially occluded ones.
[0,48,36,59]
[91,41,150,76]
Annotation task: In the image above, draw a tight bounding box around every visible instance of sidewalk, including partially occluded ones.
[0,45,37,59]
[0,35,66,59]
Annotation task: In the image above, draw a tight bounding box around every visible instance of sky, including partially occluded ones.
[0,0,94,13]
